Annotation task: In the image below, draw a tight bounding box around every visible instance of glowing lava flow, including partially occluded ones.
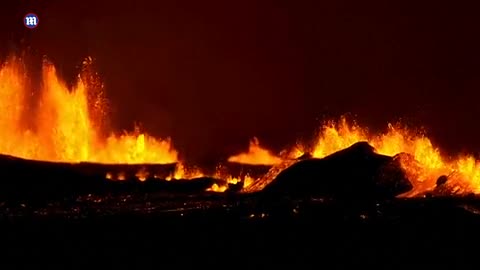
[309,118,480,196]
[0,56,177,164]
[2,55,480,196]
[228,137,283,165]
[207,174,256,192]
[232,118,480,196]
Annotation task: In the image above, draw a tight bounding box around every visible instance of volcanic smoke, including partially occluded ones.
[1,56,480,196]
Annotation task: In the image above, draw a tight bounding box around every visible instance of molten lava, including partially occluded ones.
[228,137,282,165]
[308,118,480,196]
[166,163,204,180]
[1,55,480,197]
[0,56,177,164]
[228,118,480,196]
[207,174,256,192]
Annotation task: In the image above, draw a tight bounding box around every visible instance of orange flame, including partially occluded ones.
[135,167,149,181]
[0,56,177,164]
[207,174,256,193]
[227,137,282,165]
[2,56,480,196]
[310,118,480,196]
[166,163,205,181]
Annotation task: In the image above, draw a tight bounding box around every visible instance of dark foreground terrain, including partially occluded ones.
[0,143,479,269]
[2,195,480,269]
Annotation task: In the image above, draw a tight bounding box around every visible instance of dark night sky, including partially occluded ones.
[0,0,480,163]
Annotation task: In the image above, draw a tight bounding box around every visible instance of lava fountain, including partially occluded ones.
[228,137,283,165]
[232,118,480,196]
[309,118,480,195]
[2,55,480,197]
[0,56,177,164]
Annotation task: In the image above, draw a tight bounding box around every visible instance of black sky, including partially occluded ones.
[0,0,480,163]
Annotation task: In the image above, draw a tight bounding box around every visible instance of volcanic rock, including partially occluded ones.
[224,162,271,180]
[428,173,471,197]
[428,175,454,197]
[374,154,414,199]
[296,152,313,160]
[436,175,448,186]
[141,177,217,193]
[0,154,209,201]
[261,142,412,200]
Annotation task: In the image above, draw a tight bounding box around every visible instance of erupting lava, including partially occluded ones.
[308,119,480,195]
[0,56,177,164]
[1,55,480,196]
[234,118,480,195]
[228,137,283,165]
